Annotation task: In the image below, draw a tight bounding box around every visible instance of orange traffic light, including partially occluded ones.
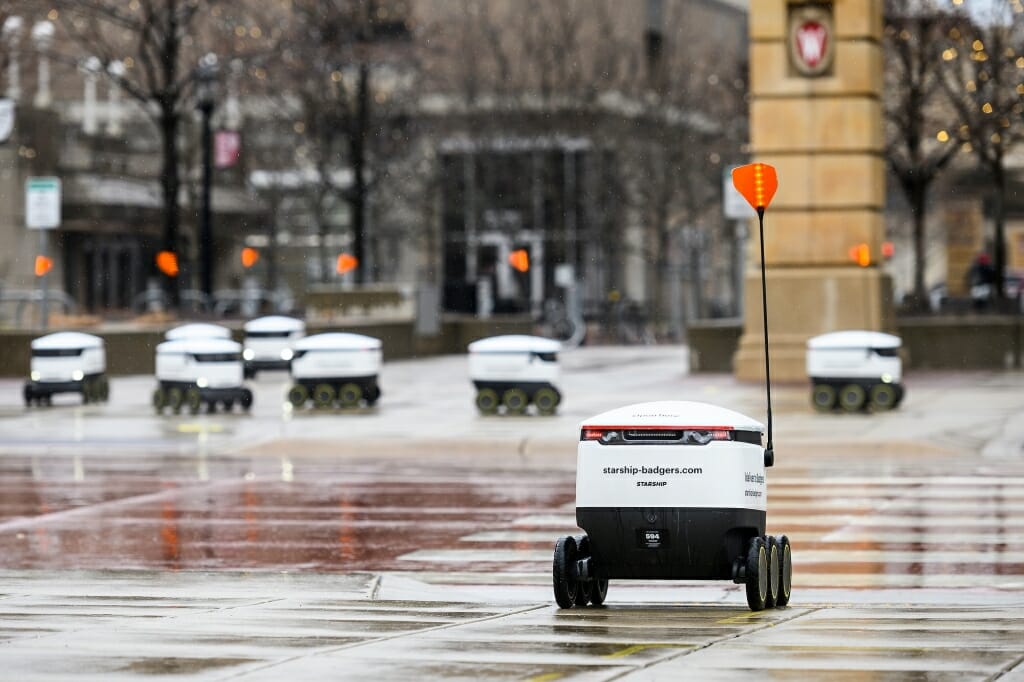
[34,255,53,277]
[156,250,179,277]
[509,249,530,273]
[849,243,871,268]
[336,253,358,275]
[732,163,779,212]
[241,247,260,268]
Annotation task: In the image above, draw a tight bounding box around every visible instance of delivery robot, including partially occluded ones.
[152,337,253,414]
[468,335,562,415]
[24,332,109,406]
[555,401,791,611]
[553,162,792,612]
[287,332,382,409]
[165,322,232,341]
[806,330,904,412]
[242,315,305,378]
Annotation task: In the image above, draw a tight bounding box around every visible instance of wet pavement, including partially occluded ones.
[1,346,1024,679]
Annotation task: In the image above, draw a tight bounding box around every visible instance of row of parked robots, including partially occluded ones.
[22,322,563,416]
[150,318,384,414]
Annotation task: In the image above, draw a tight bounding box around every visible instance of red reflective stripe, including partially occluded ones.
[580,425,736,431]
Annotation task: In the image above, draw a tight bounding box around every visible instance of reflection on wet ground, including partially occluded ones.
[3,454,1024,590]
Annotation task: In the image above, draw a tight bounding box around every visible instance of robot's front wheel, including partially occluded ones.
[744,536,768,611]
[869,383,897,411]
[240,389,254,412]
[552,535,579,609]
[533,387,560,415]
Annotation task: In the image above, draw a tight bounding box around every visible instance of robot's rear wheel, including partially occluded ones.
[240,389,254,412]
[475,388,499,415]
[774,536,792,607]
[811,384,836,412]
[552,535,579,609]
[744,536,768,611]
[573,536,591,606]
[152,388,166,413]
[288,384,308,408]
[838,384,866,412]
[764,535,780,608]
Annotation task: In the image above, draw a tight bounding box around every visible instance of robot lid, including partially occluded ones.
[293,332,382,352]
[165,323,233,341]
[243,316,305,334]
[468,335,562,354]
[807,330,901,350]
[156,337,242,355]
[31,331,104,350]
[582,401,764,433]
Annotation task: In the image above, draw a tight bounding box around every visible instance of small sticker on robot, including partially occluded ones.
[637,529,666,548]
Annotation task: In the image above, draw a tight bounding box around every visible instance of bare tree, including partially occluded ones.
[276,0,417,285]
[940,1,1024,304]
[883,0,960,311]
[52,0,258,305]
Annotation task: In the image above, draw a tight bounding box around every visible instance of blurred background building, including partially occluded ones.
[0,0,1020,337]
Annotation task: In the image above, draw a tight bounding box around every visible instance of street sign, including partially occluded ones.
[723,167,755,220]
[26,176,61,229]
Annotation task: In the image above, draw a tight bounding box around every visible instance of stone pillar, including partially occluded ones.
[734,0,891,382]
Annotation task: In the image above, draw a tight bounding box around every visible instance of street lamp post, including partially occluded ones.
[196,54,218,299]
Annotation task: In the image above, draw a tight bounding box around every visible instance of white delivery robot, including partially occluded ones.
[467,335,562,415]
[152,337,253,414]
[24,332,109,406]
[554,162,792,612]
[287,332,382,409]
[242,316,305,378]
[165,322,232,341]
[806,330,904,412]
[556,401,791,611]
